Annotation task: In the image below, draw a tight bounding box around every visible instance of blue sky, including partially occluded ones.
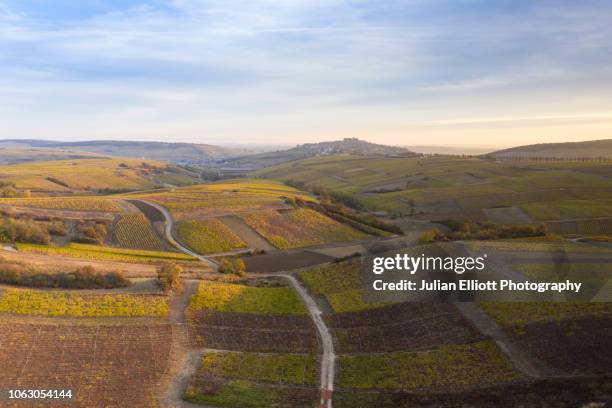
[1,0,611,147]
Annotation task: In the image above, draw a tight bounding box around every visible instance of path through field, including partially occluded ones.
[219,214,276,251]
[133,200,219,270]
[282,274,335,408]
[159,280,211,408]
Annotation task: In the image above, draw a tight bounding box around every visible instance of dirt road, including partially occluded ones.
[282,274,335,408]
[132,200,219,271]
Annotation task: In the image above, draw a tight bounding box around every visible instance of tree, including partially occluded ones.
[157,262,183,292]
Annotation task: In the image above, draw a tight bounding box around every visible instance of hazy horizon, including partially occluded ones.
[1,1,611,147]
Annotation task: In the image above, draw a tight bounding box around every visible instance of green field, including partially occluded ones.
[185,381,302,408]
[198,351,317,386]
[253,155,612,221]
[16,242,197,263]
[176,219,247,254]
[114,213,166,250]
[521,200,612,220]
[189,281,306,315]
[0,197,122,212]
[0,289,168,317]
[339,341,519,390]
[299,261,387,313]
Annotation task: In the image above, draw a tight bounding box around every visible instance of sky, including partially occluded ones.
[0,0,611,148]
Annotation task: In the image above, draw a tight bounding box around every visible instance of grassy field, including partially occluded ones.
[521,199,612,220]
[0,289,168,317]
[241,208,369,248]
[338,340,519,390]
[0,158,174,192]
[114,213,166,250]
[467,240,612,254]
[480,302,612,327]
[16,242,196,263]
[127,179,313,219]
[253,155,612,221]
[299,261,387,313]
[189,281,306,315]
[176,219,247,254]
[514,263,612,285]
[0,197,122,212]
[198,351,318,386]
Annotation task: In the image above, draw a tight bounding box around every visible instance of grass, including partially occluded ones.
[16,242,197,263]
[241,208,368,249]
[467,240,612,254]
[521,199,612,220]
[0,288,168,317]
[338,340,520,390]
[198,351,318,386]
[0,197,122,212]
[299,261,387,313]
[514,262,612,285]
[114,213,166,250]
[480,302,612,327]
[176,219,247,254]
[184,381,280,408]
[189,281,306,315]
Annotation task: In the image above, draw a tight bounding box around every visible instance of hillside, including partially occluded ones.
[0,157,199,195]
[221,138,415,169]
[0,139,252,165]
[490,139,612,159]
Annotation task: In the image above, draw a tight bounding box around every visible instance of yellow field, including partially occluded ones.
[0,289,169,317]
[241,208,368,248]
[114,213,166,250]
[0,197,122,212]
[176,219,246,254]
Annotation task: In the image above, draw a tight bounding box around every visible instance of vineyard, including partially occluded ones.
[0,321,172,407]
[0,289,169,317]
[480,302,612,327]
[189,281,306,315]
[299,260,387,312]
[241,208,369,249]
[16,242,197,263]
[176,219,247,254]
[338,340,520,390]
[326,303,485,353]
[0,197,122,212]
[129,179,313,219]
[114,213,166,250]
[198,351,318,386]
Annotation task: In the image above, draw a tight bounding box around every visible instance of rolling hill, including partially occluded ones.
[0,139,252,165]
[220,138,415,169]
[490,139,612,159]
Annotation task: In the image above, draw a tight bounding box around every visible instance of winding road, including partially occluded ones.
[282,274,335,408]
[131,199,218,270]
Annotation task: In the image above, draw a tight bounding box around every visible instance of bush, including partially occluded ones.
[0,217,51,244]
[0,259,130,289]
[158,262,183,292]
[218,258,246,276]
[418,229,447,243]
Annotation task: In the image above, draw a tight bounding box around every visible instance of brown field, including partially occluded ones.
[0,319,172,407]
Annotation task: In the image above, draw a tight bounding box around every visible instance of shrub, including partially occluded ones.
[158,262,183,292]
[417,228,447,243]
[218,258,246,276]
[0,217,51,244]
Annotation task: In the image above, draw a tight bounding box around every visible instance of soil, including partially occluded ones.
[218,214,276,251]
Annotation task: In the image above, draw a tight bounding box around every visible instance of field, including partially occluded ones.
[0,289,169,317]
[0,320,172,407]
[114,213,166,250]
[326,302,485,353]
[481,302,612,375]
[253,155,612,223]
[189,281,306,315]
[241,208,368,249]
[467,239,612,253]
[127,179,313,220]
[0,197,122,212]
[176,219,247,254]
[338,340,520,390]
[16,242,197,263]
[299,260,387,312]
[185,278,319,407]
[197,351,318,386]
[0,157,178,192]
